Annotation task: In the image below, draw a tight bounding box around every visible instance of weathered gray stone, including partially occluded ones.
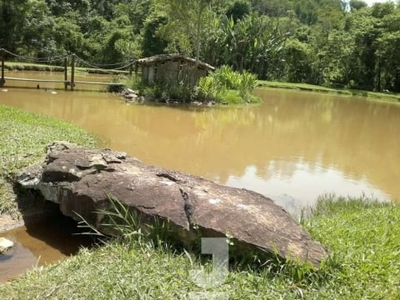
[17,142,327,267]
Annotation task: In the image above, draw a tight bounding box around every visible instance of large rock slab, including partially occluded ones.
[18,142,327,267]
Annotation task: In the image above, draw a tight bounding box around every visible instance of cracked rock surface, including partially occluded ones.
[17,142,327,267]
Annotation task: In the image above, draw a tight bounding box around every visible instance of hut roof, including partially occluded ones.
[137,54,215,71]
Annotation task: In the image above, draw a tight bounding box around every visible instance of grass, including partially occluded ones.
[257,80,400,103]
[220,90,261,105]
[302,196,400,298]
[0,104,97,217]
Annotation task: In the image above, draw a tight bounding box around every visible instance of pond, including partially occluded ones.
[1,72,399,214]
[2,71,400,280]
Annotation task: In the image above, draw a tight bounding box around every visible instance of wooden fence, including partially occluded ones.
[0,49,133,91]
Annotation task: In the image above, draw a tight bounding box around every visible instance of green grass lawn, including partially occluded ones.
[257,80,400,103]
[1,104,399,299]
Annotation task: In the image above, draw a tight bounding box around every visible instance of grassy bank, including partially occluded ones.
[1,195,400,299]
[0,104,97,217]
[257,80,400,103]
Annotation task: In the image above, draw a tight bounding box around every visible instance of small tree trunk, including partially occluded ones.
[195,3,203,67]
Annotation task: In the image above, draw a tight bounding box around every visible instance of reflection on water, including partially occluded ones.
[225,161,389,214]
[1,73,400,214]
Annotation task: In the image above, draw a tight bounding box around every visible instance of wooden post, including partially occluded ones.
[70,54,75,91]
[64,55,68,90]
[0,49,5,88]
[129,62,133,77]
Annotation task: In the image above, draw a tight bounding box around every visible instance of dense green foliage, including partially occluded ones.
[197,65,259,104]
[1,0,400,91]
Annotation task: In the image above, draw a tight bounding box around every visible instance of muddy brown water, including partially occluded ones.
[0,212,94,282]
[1,71,400,280]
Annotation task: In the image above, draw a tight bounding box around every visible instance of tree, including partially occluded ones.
[374,10,400,92]
[21,0,58,58]
[251,0,292,17]
[142,14,168,57]
[283,38,313,82]
[209,13,287,78]
[155,0,216,64]
[1,0,399,93]
[349,0,368,11]
[226,1,250,22]
[0,0,30,53]
[53,16,85,55]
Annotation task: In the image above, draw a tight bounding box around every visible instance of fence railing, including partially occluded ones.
[0,48,135,90]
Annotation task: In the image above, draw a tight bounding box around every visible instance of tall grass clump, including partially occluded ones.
[196,76,225,102]
[197,65,259,104]
[88,196,185,252]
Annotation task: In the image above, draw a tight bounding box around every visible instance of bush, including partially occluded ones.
[237,70,257,102]
[125,73,142,90]
[196,66,259,104]
[212,65,241,89]
[107,74,127,93]
[196,76,226,102]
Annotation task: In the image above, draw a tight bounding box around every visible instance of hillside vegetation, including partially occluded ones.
[1,0,400,93]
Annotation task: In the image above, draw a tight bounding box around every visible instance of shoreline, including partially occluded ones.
[3,62,400,104]
[257,80,400,103]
